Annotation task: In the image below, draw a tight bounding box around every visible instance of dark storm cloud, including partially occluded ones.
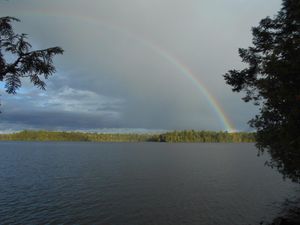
[0,86,123,130]
[0,110,121,130]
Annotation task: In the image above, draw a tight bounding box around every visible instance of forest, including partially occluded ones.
[0,130,255,143]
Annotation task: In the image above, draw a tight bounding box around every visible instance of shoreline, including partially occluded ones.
[0,130,255,143]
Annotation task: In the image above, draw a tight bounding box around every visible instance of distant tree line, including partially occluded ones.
[157,130,255,143]
[0,130,255,143]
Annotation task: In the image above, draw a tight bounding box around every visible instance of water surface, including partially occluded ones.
[0,142,297,225]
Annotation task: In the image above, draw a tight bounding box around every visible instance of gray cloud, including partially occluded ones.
[1,86,123,130]
[0,0,282,131]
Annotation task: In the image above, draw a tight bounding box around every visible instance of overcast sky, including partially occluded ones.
[0,0,282,132]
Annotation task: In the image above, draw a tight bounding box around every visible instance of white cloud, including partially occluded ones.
[43,87,123,116]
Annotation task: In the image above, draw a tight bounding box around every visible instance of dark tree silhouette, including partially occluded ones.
[0,16,63,94]
[224,0,300,182]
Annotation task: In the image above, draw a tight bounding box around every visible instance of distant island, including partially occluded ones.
[0,130,255,143]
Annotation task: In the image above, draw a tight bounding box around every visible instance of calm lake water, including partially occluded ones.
[0,142,298,225]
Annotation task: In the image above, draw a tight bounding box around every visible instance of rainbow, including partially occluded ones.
[13,9,235,132]
[143,43,235,132]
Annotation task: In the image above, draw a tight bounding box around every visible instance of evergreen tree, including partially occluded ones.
[0,17,63,95]
[224,0,300,182]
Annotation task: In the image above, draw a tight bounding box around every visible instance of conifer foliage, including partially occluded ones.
[224,0,300,182]
[0,16,63,94]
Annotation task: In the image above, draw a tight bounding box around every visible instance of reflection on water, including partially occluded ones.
[0,142,297,225]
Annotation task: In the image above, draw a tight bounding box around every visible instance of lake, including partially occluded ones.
[0,142,298,225]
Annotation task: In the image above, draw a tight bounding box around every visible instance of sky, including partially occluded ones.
[0,0,282,132]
